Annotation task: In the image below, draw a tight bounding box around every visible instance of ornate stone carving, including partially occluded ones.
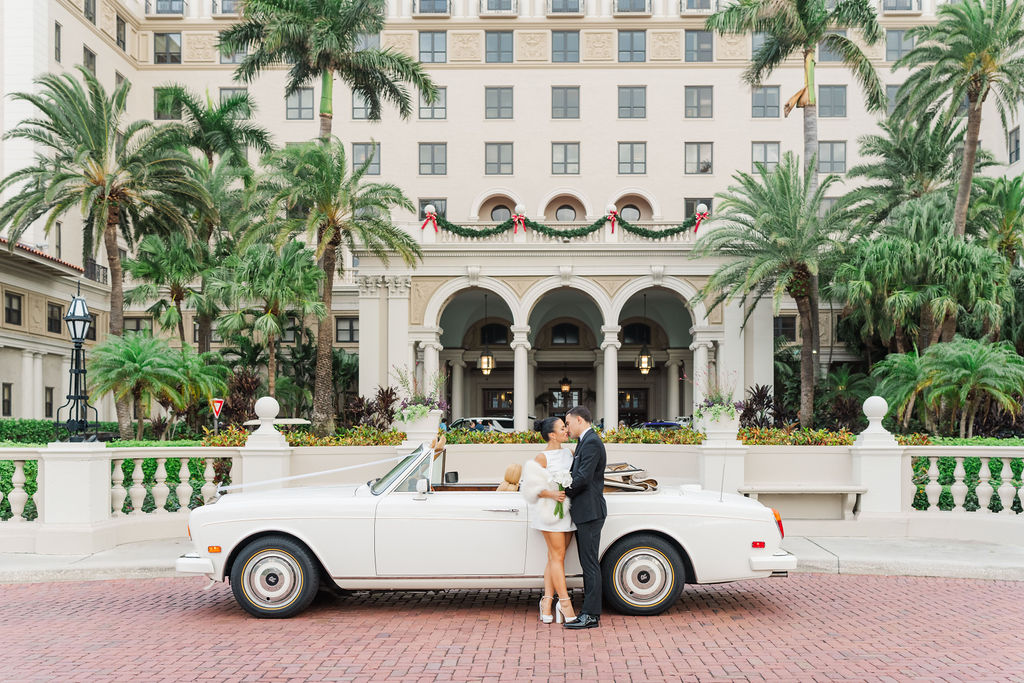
[650,31,681,61]
[386,276,412,297]
[650,265,665,286]
[409,276,451,325]
[450,31,482,62]
[381,31,416,58]
[357,275,384,297]
[718,33,748,60]
[184,33,218,63]
[709,302,724,324]
[497,276,542,298]
[101,2,116,36]
[516,31,548,62]
[559,264,573,285]
[466,265,481,286]
[590,276,631,298]
[582,31,615,62]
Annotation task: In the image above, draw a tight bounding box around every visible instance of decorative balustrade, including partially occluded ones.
[0,459,37,522]
[110,453,232,516]
[907,450,1023,514]
[428,221,695,246]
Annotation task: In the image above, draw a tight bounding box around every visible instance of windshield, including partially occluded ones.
[370,444,428,495]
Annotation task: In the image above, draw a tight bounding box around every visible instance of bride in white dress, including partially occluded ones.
[520,417,578,624]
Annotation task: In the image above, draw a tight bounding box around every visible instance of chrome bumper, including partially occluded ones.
[750,551,798,574]
[176,552,215,575]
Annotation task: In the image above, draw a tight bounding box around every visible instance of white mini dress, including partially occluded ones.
[520,448,577,533]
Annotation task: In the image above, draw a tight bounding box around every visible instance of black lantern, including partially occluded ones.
[559,363,572,394]
[635,293,654,375]
[479,293,495,376]
[55,285,98,441]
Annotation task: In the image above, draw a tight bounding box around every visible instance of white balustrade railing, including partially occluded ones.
[111,453,232,516]
[905,448,1023,514]
[1,459,37,523]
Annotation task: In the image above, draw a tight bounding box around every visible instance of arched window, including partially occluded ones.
[480,322,508,346]
[620,204,641,222]
[551,322,580,345]
[555,205,576,222]
[490,205,511,222]
[622,322,651,345]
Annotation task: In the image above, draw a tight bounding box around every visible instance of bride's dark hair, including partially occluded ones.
[534,416,562,442]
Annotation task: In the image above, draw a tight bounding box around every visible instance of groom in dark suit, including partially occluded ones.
[563,405,606,629]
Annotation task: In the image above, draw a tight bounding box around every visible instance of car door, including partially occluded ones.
[375,480,528,576]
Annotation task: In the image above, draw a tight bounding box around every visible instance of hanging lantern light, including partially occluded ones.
[479,293,495,376]
[559,369,572,394]
[635,293,654,375]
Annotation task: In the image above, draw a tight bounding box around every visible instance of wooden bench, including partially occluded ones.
[738,485,867,520]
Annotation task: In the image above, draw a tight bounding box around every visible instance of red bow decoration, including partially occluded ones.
[420,211,438,232]
[607,210,618,234]
[694,211,709,233]
[512,214,525,233]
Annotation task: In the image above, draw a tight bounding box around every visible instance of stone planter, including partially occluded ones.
[699,413,741,447]
[395,409,443,448]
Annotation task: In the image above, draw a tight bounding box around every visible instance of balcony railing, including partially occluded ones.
[145,0,188,15]
[614,0,652,13]
[84,258,108,285]
[881,0,922,11]
[413,0,452,14]
[679,0,717,14]
[479,0,519,16]
[427,222,697,247]
[212,0,240,14]
[547,0,585,13]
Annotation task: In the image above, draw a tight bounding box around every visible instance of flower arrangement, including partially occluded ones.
[552,470,573,519]
[391,365,449,423]
[691,371,745,423]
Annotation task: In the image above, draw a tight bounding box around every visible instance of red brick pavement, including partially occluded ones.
[1,573,1022,682]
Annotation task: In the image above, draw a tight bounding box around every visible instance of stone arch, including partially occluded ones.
[468,188,525,220]
[519,276,615,328]
[610,275,707,326]
[609,187,661,220]
[422,276,525,329]
[536,188,593,221]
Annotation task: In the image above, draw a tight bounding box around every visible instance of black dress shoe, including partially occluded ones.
[564,613,600,629]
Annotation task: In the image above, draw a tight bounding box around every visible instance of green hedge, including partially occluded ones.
[0,419,205,444]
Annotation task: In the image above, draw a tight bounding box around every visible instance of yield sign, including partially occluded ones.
[210,398,225,418]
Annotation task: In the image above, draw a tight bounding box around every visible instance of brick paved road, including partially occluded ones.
[2,573,1022,682]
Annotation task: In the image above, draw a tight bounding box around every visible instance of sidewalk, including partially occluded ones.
[1,536,1022,583]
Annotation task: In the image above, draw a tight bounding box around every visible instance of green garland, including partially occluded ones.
[429,211,700,241]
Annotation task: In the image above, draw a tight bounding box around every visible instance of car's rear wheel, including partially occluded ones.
[230,536,319,618]
[601,534,685,616]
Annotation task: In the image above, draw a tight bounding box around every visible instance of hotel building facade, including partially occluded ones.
[1,0,1020,429]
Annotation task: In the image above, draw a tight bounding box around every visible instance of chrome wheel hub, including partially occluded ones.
[615,549,673,606]
[243,550,302,608]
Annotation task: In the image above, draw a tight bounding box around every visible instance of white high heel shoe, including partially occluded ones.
[539,596,555,624]
[555,599,576,624]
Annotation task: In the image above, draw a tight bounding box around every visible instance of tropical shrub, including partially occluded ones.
[739,427,856,446]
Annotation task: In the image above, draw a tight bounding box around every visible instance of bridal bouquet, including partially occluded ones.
[552,471,573,519]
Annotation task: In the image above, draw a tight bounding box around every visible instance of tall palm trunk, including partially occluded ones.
[318,70,334,140]
[312,231,340,436]
[197,313,213,354]
[801,48,822,385]
[953,96,983,237]
[267,333,277,398]
[794,293,816,429]
[104,205,133,439]
[133,391,145,441]
[174,297,186,347]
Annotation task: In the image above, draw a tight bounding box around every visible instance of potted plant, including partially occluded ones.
[692,372,745,446]
[391,366,448,446]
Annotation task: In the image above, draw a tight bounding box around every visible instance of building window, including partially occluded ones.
[618,142,646,174]
[192,322,223,343]
[752,142,780,173]
[550,0,582,10]
[1,384,11,417]
[83,47,96,74]
[555,205,576,221]
[54,22,62,62]
[55,222,62,259]
[818,141,847,173]
[353,143,381,175]
[886,84,901,115]
[419,87,447,119]
[154,88,181,120]
[352,92,371,120]
[480,323,509,345]
[552,86,580,119]
[552,142,580,175]
[220,87,247,105]
[883,0,915,8]
[419,143,447,175]
[116,16,127,51]
[124,318,153,334]
[335,317,359,343]
[819,197,838,216]
[154,33,182,64]
[618,86,646,119]
[84,0,96,23]
[551,323,580,345]
[685,198,712,216]
[685,86,713,118]
[220,0,241,12]
[774,316,797,342]
[819,85,847,117]
[287,88,314,120]
[685,30,713,62]
[620,204,641,222]
[486,31,513,63]
[1010,127,1020,164]
[45,387,55,418]
[155,0,185,12]
[618,31,646,62]
[685,142,713,174]
[5,293,23,326]
[419,199,447,219]
[622,322,651,345]
[819,30,846,62]
[485,143,513,175]
[886,29,914,62]
[552,31,580,63]
[221,47,247,64]
[491,205,512,221]
[419,31,447,63]
[115,72,127,89]
[47,303,63,334]
[356,33,380,51]
[85,313,97,342]
[752,86,780,118]
[485,87,513,119]
[752,31,767,55]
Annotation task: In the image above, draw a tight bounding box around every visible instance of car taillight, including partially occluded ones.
[187,525,191,541]
[752,541,765,549]
[772,508,784,539]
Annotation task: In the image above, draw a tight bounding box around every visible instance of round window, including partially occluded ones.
[621,204,641,222]
[490,205,512,222]
[555,205,577,222]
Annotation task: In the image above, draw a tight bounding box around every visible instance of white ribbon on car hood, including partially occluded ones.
[216,453,413,494]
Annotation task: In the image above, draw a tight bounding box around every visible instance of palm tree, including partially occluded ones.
[89,333,185,440]
[250,138,421,434]
[694,152,860,427]
[819,365,875,409]
[972,174,1024,264]
[893,0,1024,236]
[124,233,207,346]
[872,348,928,431]
[0,67,208,439]
[218,0,437,139]
[211,241,326,398]
[333,348,360,421]
[169,345,229,437]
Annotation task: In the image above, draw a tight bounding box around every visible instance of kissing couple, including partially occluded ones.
[520,405,607,629]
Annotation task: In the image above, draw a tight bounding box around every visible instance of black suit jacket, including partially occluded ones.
[566,428,607,524]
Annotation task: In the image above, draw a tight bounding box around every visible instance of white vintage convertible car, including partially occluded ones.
[176,440,796,618]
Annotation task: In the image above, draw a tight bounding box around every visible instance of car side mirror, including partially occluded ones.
[414,477,430,500]
[445,471,459,484]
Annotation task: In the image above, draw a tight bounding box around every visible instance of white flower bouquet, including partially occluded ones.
[552,470,573,519]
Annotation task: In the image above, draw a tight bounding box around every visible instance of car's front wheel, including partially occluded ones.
[602,534,686,616]
[230,536,320,618]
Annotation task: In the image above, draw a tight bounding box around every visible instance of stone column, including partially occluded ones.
[745,297,775,391]
[32,353,43,419]
[20,349,33,419]
[386,276,412,378]
[357,276,383,396]
[852,396,903,515]
[450,358,465,419]
[511,326,531,432]
[527,354,537,420]
[593,355,604,425]
[422,340,443,390]
[665,355,681,420]
[689,341,712,411]
[721,300,746,396]
[601,325,621,428]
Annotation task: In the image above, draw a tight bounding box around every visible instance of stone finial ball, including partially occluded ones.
[254,396,280,420]
[514,203,526,214]
[424,204,436,215]
[862,395,888,420]
[606,203,617,214]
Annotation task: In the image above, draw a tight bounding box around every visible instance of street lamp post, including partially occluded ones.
[55,286,99,442]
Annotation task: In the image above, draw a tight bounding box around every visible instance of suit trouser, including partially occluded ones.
[575,517,605,616]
